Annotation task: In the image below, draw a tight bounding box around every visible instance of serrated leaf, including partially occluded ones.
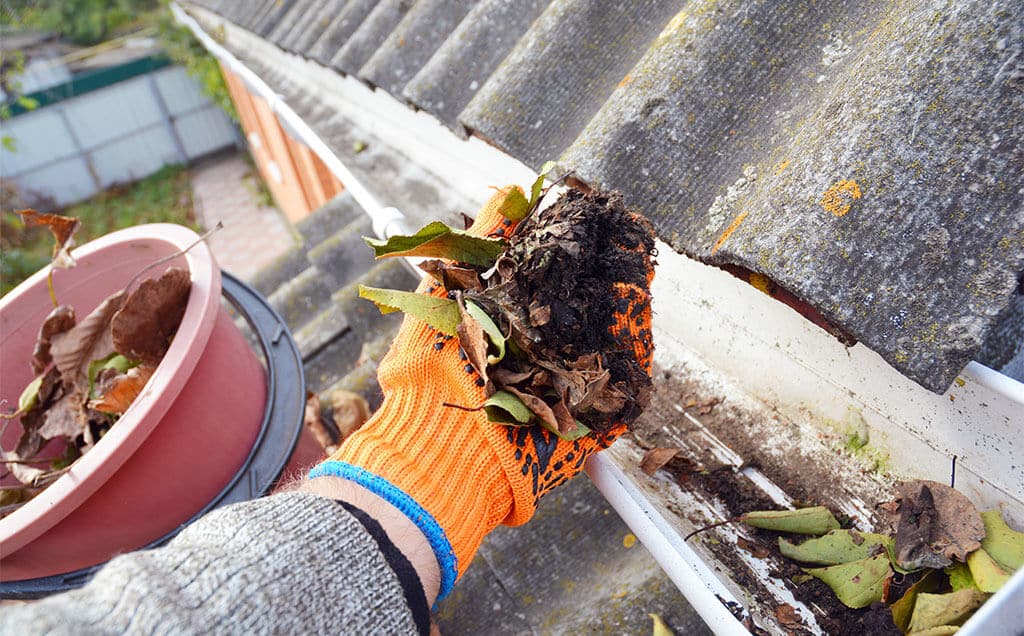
[364,221,506,267]
[530,161,557,207]
[496,187,531,221]
[465,300,505,363]
[945,562,978,592]
[485,390,533,424]
[358,286,462,335]
[740,507,841,535]
[779,529,892,565]
[908,589,986,633]
[891,569,943,633]
[980,510,1024,572]
[967,548,1011,593]
[804,554,892,608]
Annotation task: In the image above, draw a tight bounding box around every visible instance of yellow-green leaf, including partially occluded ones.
[891,570,943,633]
[18,375,44,412]
[649,612,674,636]
[358,286,462,335]
[967,548,1011,593]
[363,221,506,267]
[779,529,892,565]
[530,161,557,207]
[804,554,892,608]
[945,562,978,592]
[980,510,1024,572]
[465,300,505,363]
[496,187,531,221]
[485,390,534,424]
[740,506,841,535]
[908,589,986,633]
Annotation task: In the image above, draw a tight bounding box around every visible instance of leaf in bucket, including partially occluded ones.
[890,569,943,633]
[804,553,892,608]
[17,375,45,413]
[980,510,1024,572]
[37,390,87,440]
[739,507,841,535]
[32,305,76,374]
[908,589,986,633]
[966,548,1011,593]
[364,221,506,267]
[89,365,156,414]
[50,290,127,391]
[359,286,462,335]
[779,529,892,565]
[465,300,506,363]
[485,390,534,424]
[18,209,80,269]
[112,267,191,364]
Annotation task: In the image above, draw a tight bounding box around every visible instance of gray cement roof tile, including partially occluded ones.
[306,0,377,66]
[287,0,350,56]
[329,0,413,76]
[359,0,479,98]
[403,0,549,135]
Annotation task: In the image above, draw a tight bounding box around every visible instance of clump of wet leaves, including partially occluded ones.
[1,211,192,519]
[714,479,1024,635]
[359,165,655,439]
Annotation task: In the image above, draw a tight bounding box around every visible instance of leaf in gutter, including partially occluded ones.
[465,300,505,363]
[649,613,674,636]
[485,390,534,424]
[980,509,1024,572]
[18,209,81,269]
[966,548,1011,593]
[908,589,986,633]
[945,562,978,592]
[907,627,960,636]
[358,286,462,335]
[363,221,506,267]
[50,290,127,392]
[890,569,944,633]
[530,161,557,207]
[739,506,841,535]
[804,554,892,609]
[778,529,892,565]
[112,267,191,364]
[32,305,76,374]
[495,186,531,221]
[640,447,682,476]
[892,480,984,570]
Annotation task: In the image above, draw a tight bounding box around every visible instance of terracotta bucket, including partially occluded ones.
[0,224,267,581]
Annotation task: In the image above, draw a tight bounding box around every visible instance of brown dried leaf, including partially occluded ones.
[490,368,535,386]
[50,290,126,392]
[640,447,682,475]
[738,536,771,559]
[326,388,370,441]
[528,302,551,327]
[304,392,338,453]
[892,480,984,569]
[112,268,191,364]
[550,398,576,435]
[2,450,47,485]
[18,209,81,269]
[456,300,490,387]
[418,260,483,292]
[32,305,76,374]
[38,390,87,440]
[504,387,559,432]
[89,365,155,414]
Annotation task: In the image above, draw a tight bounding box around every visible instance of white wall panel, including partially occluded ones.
[13,157,97,207]
[63,77,163,148]
[153,66,211,115]
[0,108,77,176]
[175,106,237,159]
[91,126,180,187]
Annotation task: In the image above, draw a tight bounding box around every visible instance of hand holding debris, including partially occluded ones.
[310,181,656,598]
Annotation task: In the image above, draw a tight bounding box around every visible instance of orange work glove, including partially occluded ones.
[309,186,654,601]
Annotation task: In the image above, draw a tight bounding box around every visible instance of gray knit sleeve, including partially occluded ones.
[0,492,420,635]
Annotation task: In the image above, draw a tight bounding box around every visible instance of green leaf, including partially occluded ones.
[967,548,1011,593]
[465,300,505,363]
[2,135,16,152]
[980,510,1024,572]
[17,95,39,111]
[485,390,534,424]
[649,612,674,636]
[740,506,841,535]
[945,562,978,592]
[804,554,892,608]
[363,221,506,267]
[779,529,892,565]
[358,286,462,335]
[554,418,591,441]
[530,161,557,207]
[87,353,133,397]
[891,569,943,633]
[18,375,44,412]
[908,589,986,633]
[496,187,531,221]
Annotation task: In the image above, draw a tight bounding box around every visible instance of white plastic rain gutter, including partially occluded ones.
[174,4,1024,633]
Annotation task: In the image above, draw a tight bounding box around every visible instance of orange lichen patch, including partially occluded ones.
[617,73,632,88]
[749,272,772,295]
[820,179,862,217]
[711,211,749,255]
[774,159,791,175]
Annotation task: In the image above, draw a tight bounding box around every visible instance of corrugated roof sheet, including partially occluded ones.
[185,0,1024,393]
[307,0,376,67]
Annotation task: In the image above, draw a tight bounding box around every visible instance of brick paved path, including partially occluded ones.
[191,153,296,281]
